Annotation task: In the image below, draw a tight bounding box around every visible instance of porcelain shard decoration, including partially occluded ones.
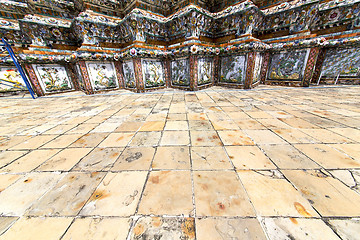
[171,58,190,87]
[267,51,307,80]
[198,58,213,86]
[321,47,360,77]
[33,64,73,93]
[86,61,118,91]
[220,55,246,84]
[141,59,165,88]
[122,60,136,89]
[0,67,26,91]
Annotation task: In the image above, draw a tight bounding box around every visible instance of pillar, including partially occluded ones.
[213,56,220,85]
[133,58,144,93]
[311,48,327,84]
[23,64,44,97]
[189,55,198,91]
[302,47,320,87]
[114,61,125,89]
[77,61,94,94]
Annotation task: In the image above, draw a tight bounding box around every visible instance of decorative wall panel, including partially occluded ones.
[198,58,213,86]
[122,60,136,89]
[267,51,308,80]
[171,58,190,87]
[321,47,360,77]
[85,61,118,91]
[219,55,246,84]
[0,67,27,91]
[33,64,73,93]
[141,59,165,88]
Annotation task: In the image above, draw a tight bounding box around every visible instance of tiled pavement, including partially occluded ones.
[0,85,359,239]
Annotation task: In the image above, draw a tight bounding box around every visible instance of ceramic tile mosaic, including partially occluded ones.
[85,62,119,91]
[32,64,73,93]
[219,55,246,84]
[0,86,359,238]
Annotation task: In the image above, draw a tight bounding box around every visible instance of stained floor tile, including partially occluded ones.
[160,131,190,146]
[138,171,193,215]
[62,217,132,240]
[111,147,155,171]
[283,170,360,217]
[70,133,109,148]
[193,171,255,216]
[152,146,190,170]
[238,170,318,217]
[80,171,147,216]
[129,217,195,240]
[26,172,105,216]
[191,146,232,170]
[196,218,267,240]
[225,146,276,170]
[98,132,135,147]
[218,130,255,145]
[73,147,123,171]
[261,217,341,240]
[327,219,360,240]
[293,144,360,168]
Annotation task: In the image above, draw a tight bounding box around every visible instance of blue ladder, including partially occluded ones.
[0,39,36,99]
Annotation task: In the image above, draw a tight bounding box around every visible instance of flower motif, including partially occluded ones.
[190,45,198,54]
[215,48,220,55]
[130,48,137,56]
[114,53,120,61]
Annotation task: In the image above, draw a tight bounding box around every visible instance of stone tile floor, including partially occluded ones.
[0,85,359,239]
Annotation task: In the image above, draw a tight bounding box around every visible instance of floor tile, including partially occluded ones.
[62,217,132,240]
[300,129,353,143]
[0,151,28,169]
[1,149,60,173]
[73,147,123,171]
[294,144,360,168]
[238,170,318,217]
[164,121,188,131]
[328,127,360,142]
[0,217,72,240]
[283,170,360,217]
[114,121,143,132]
[80,171,147,216]
[152,146,190,170]
[129,131,162,146]
[98,132,135,147]
[191,146,233,170]
[41,134,83,149]
[0,172,63,216]
[0,136,33,151]
[138,171,193,215]
[65,124,99,134]
[160,131,190,146]
[272,128,318,144]
[235,119,266,129]
[138,121,165,131]
[27,172,105,216]
[70,133,109,148]
[327,219,360,240]
[193,171,255,216]
[129,217,195,240]
[218,130,254,146]
[0,175,23,193]
[196,218,267,240]
[188,120,213,130]
[0,217,18,236]
[245,130,287,145]
[260,144,320,169]
[9,135,57,150]
[225,146,276,170]
[36,148,93,171]
[261,217,341,240]
[111,147,155,171]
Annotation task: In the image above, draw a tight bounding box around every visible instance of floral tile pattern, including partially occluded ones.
[141,59,165,88]
[33,64,73,93]
[219,55,246,84]
[86,61,118,91]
